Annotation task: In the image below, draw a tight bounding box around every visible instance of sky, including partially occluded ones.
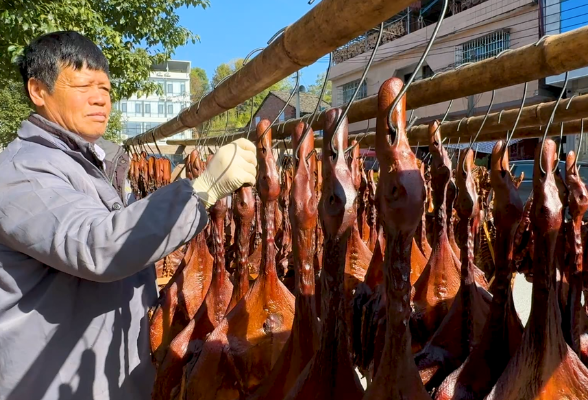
[172,0,328,88]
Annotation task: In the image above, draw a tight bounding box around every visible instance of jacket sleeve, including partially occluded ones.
[0,167,208,283]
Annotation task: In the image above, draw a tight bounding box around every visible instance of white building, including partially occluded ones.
[114,60,192,143]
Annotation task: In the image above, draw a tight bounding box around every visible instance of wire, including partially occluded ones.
[388,0,449,146]
[294,52,332,164]
[539,71,569,174]
[331,22,384,157]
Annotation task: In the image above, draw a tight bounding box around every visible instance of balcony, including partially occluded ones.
[332,0,491,65]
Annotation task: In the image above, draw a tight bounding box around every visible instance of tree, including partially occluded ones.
[0,81,32,148]
[103,109,125,144]
[190,67,210,102]
[307,72,333,105]
[0,0,210,101]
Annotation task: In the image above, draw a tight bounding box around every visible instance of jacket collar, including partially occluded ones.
[19,114,105,167]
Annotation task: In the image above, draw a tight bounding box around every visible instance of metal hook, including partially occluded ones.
[450,137,461,161]
[388,0,449,146]
[566,94,578,110]
[539,71,569,175]
[576,119,585,168]
[295,52,332,163]
[259,69,300,145]
[494,49,512,59]
[457,117,466,132]
[463,90,496,173]
[497,110,505,125]
[534,35,551,46]
[331,22,384,157]
[501,82,528,166]
[151,131,163,156]
[268,27,286,45]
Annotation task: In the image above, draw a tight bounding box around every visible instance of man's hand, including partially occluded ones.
[192,138,257,208]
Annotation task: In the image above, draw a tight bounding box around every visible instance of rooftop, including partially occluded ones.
[269,91,330,114]
[151,60,191,74]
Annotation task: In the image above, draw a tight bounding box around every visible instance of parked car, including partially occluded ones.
[510,159,588,204]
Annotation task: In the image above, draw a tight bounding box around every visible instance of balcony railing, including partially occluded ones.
[332,0,491,65]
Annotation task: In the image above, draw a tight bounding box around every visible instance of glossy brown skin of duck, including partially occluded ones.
[152,198,233,400]
[314,159,324,274]
[564,151,588,358]
[366,169,379,252]
[249,122,320,400]
[487,139,588,400]
[227,186,255,312]
[358,165,371,244]
[363,77,429,400]
[353,227,386,372]
[415,148,492,391]
[284,109,363,400]
[276,168,293,279]
[446,178,461,260]
[185,120,295,400]
[150,229,214,367]
[435,141,524,400]
[411,121,462,353]
[416,162,433,259]
[345,141,372,344]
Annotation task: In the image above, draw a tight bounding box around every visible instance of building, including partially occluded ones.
[248,90,330,132]
[114,60,192,143]
[328,0,588,161]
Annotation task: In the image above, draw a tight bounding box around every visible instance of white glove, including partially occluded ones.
[192,138,257,208]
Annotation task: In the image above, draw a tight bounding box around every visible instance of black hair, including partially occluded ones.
[16,31,110,99]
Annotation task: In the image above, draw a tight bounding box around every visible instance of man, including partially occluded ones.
[0,31,257,399]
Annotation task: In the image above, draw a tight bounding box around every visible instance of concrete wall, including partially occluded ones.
[330,0,545,135]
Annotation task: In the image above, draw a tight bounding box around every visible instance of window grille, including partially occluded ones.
[455,29,510,65]
[340,79,367,105]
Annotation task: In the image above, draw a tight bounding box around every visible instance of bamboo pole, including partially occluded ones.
[169,94,588,147]
[125,0,419,146]
[187,25,588,146]
[307,118,586,148]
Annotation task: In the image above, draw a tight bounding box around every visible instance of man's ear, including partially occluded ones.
[28,78,47,108]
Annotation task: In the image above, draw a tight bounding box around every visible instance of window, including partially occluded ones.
[124,122,142,138]
[158,81,165,94]
[158,103,164,115]
[144,103,151,114]
[121,102,127,113]
[255,116,261,126]
[167,104,173,115]
[340,79,367,105]
[180,83,186,95]
[135,103,142,114]
[278,111,285,122]
[167,83,173,94]
[455,29,510,66]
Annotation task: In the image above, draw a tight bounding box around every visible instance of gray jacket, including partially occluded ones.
[0,114,207,399]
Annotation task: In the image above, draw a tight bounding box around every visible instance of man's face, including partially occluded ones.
[28,65,112,143]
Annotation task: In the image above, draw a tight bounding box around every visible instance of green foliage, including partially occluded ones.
[0,0,209,101]
[204,58,293,134]
[190,67,210,102]
[0,80,32,148]
[103,109,125,144]
[307,72,332,105]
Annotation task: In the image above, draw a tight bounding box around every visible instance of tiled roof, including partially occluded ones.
[270,91,330,114]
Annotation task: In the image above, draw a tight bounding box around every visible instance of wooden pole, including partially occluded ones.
[189,26,588,146]
[125,0,419,146]
[307,118,587,148]
[170,94,588,147]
